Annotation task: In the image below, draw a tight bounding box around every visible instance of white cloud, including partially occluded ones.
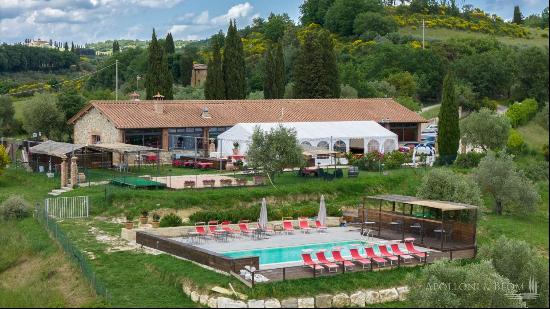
[168,24,189,36]
[129,0,184,8]
[194,11,210,25]
[211,2,254,25]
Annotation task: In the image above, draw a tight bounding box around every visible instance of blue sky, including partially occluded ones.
[0,0,547,44]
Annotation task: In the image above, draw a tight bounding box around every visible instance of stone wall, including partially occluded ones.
[73,107,122,145]
[181,280,410,308]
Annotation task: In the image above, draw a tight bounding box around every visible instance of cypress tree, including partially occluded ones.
[223,20,246,99]
[112,40,120,53]
[512,6,523,24]
[180,53,193,86]
[437,71,460,164]
[165,32,175,54]
[145,29,174,100]
[71,42,75,53]
[317,29,340,98]
[205,36,225,100]
[293,28,338,98]
[64,42,68,51]
[263,42,285,99]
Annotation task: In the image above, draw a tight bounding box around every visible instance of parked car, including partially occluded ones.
[422,128,438,134]
[425,124,438,131]
[403,142,420,149]
[420,135,437,147]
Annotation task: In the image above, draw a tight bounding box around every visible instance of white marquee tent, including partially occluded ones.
[217,121,398,165]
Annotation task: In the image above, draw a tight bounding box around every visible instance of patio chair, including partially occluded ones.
[378,245,399,265]
[299,220,312,234]
[349,248,372,269]
[390,244,414,263]
[331,250,355,271]
[315,220,328,233]
[194,226,210,241]
[404,242,428,262]
[315,251,339,273]
[221,222,240,237]
[365,247,387,267]
[238,223,254,237]
[282,221,295,234]
[301,253,324,273]
[254,223,274,235]
[208,224,226,241]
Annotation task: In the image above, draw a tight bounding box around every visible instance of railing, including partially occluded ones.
[35,203,110,302]
[45,196,89,219]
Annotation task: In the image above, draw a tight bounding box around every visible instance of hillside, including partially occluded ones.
[399,25,549,48]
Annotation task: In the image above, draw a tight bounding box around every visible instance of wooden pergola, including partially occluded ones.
[364,195,478,251]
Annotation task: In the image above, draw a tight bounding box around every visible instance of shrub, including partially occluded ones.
[159,213,183,227]
[506,129,525,154]
[395,96,421,112]
[417,169,483,206]
[454,152,486,168]
[407,260,525,307]
[383,151,411,169]
[506,98,539,127]
[478,236,549,308]
[340,84,358,98]
[189,203,342,224]
[353,151,383,171]
[0,196,32,220]
[520,159,549,181]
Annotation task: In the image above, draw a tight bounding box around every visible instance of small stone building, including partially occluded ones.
[191,63,207,87]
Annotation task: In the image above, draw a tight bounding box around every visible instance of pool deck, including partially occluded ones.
[172,226,432,269]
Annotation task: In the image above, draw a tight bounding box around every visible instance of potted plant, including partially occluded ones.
[139,210,149,224]
[125,214,134,229]
[152,213,161,228]
[232,141,240,155]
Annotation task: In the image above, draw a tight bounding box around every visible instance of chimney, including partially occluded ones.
[154,103,164,114]
[153,92,165,101]
[129,92,140,101]
[201,107,211,119]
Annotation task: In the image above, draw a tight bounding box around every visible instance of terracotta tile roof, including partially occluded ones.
[69,98,426,129]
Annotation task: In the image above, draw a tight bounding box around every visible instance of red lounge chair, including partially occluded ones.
[195,226,209,241]
[299,220,312,233]
[301,253,324,273]
[315,220,328,232]
[331,250,355,271]
[221,222,240,237]
[283,221,295,234]
[405,242,428,262]
[238,223,254,237]
[378,245,399,265]
[315,251,339,273]
[365,247,387,267]
[349,248,372,269]
[390,244,414,263]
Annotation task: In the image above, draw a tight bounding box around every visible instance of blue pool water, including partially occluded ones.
[223,240,385,265]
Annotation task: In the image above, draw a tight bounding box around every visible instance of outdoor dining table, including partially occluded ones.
[188,231,202,244]
[252,228,268,240]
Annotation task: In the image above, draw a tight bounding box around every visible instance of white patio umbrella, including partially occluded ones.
[318,195,327,226]
[259,198,268,229]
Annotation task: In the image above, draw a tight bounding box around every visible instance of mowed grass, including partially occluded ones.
[399,26,549,48]
[0,168,59,204]
[59,219,247,307]
[0,218,100,307]
[66,168,426,216]
[248,267,420,300]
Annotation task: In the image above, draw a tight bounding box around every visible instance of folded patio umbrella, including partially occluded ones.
[318,195,327,226]
[259,198,268,229]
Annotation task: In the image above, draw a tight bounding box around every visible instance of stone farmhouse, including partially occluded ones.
[68,98,426,157]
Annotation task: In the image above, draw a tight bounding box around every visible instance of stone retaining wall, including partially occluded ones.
[182,281,409,308]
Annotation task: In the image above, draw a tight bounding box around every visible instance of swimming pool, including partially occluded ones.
[223,240,385,266]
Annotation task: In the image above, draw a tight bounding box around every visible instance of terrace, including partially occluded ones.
[136,195,477,286]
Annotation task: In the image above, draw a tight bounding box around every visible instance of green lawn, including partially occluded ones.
[420,105,440,120]
[66,168,425,217]
[517,121,549,151]
[399,26,549,48]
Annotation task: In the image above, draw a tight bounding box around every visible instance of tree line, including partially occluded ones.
[0,45,79,72]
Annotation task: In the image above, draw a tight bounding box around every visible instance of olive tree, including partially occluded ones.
[407,260,525,308]
[417,169,483,206]
[247,124,304,183]
[475,151,539,215]
[22,93,64,140]
[460,108,511,151]
[479,236,549,308]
